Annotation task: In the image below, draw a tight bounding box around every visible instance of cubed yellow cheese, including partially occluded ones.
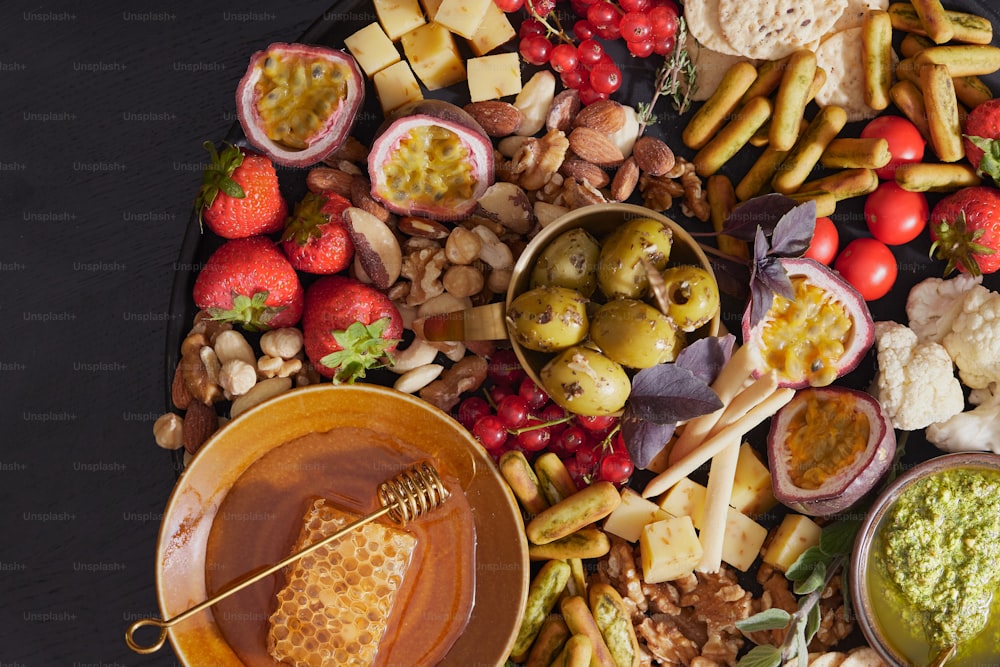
[721,507,768,572]
[467,1,516,56]
[729,443,779,517]
[604,488,671,543]
[400,22,466,90]
[344,22,401,77]
[373,0,426,41]
[467,52,522,102]
[420,0,444,20]
[432,0,491,39]
[657,478,707,530]
[763,514,822,572]
[640,516,703,584]
[373,60,423,114]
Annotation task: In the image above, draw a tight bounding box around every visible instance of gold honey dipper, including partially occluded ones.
[125,461,450,654]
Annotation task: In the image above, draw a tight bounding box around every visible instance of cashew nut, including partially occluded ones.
[230,377,293,419]
[393,364,444,394]
[389,338,440,373]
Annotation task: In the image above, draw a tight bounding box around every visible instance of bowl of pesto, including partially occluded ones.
[851,452,1000,667]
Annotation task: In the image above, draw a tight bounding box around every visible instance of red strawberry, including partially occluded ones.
[195,141,287,238]
[929,186,1000,276]
[964,98,1000,181]
[302,275,403,383]
[281,191,355,274]
[193,236,304,329]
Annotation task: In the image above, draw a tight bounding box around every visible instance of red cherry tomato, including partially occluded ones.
[803,216,839,265]
[834,238,898,301]
[864,181,929,245]
[860,115,926,180]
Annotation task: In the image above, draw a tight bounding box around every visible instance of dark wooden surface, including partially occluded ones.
[0,2,333,663]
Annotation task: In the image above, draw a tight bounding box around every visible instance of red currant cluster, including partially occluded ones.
[495,0,680,104]
[455,349,635,487]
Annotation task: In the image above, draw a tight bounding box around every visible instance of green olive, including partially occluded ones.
[590,298,684,368]
[540,345,631,416]
[597,217,673,299]
[507,286,589,352]
[658,265,720,332]
[530,227,601,297]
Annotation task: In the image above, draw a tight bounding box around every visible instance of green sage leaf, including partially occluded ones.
[819,519,861,557]
[786,546,827,582]
[736,608,793,633]
[804,600,821,644]
[736,644,783,667]
[793,560,827,595]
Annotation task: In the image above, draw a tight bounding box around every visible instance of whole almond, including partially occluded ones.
[632,136,676,177]
[464,101,523,137]
[182,401,218,455]
[546,89,581,133]
[559,157,611,188]
[306,167,355,198]
[610,156,641,202]
[171,362,192,411]
[568,127,625,167]
[573,99,626,134]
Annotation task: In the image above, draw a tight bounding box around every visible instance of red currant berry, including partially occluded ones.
[551,425,588,458]
[493,0,525,11]
[648,4,678,38]
[519,18,546,38]
[489,383,516,406]
[472,415,508,452]
[586,1,620,29]
[516,427,551,452]
[576,414,617,432]
[518,377,550,410]
[457,396,491,430]
[578,85,607,105]
[573,19,596,41]
[598,452,634,485]
[519,34,553,66]
[575,442,603,467]
[592,22,621,40]
[652,35,675,56]
[549,43,580,74]
[576,38,606,67]
[627,37,655,57]
[561,68,587,89]
[488,348,525,386]
[589,62,622,94]
[620,11,652,42]
[619,0,650,11]
[497,394,531,429]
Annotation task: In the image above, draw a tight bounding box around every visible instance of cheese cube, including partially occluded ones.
[467,52,522,102]
[344,23,401,77]
[419,0,444,20]
[433,0,491,39]
[467,1,516,56]
[373,60,423,114]
[603,488,671,543]
[729,443,778,517]
[657,478,707,530]
[373,0,426,41]
[763,514,822,572]
[400,22,466,90]
[721,507,768,572]
[640,516,703,584]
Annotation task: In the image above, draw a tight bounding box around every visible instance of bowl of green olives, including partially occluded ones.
[424,203,721,416]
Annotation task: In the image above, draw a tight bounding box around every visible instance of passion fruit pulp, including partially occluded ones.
[368,100,494,220]
[742,258,875,389]
[236,42,364,168]
[768,386,895,517]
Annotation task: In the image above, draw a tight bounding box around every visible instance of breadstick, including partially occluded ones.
[696,432,742,573]
[643,388,795,498]
[707,371,779,438]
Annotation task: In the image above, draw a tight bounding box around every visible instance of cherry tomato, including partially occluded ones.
[834,238,898,301]
[864,182,928,245]
[803,216,839,265]
[860,115,926,180]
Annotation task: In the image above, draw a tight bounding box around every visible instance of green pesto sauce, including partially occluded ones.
[875,468,1000,652]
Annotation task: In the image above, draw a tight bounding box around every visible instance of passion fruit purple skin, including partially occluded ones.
[742,257,876,390]
[767,386,896,517]
[367,99,495,220]
[236,42,364,168]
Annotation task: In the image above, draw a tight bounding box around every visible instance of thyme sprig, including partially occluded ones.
[637,16,697,135]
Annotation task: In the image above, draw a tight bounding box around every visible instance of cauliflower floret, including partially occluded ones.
[905,274,983,342]
[926,383,1000,453]
[942,287,1000,389]
[872,321,965,431]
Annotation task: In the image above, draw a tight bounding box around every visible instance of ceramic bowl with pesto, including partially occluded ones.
[851,452,1000,667]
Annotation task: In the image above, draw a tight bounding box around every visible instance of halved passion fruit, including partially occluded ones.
[236,43,364,168]
[368,100,494,220]
[767,386,895,517]
[742,258,875,389]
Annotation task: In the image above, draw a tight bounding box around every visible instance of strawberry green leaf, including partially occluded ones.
[283,192,330,246]
[320,317,401,384]
[195,141,246,220]
[967,134,1000,182]
[206,290,283,332]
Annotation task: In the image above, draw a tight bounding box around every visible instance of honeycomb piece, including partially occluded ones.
[267,498,417,666]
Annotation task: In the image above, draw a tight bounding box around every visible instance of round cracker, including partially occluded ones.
[685,0,743,57]
[830,0,890,33]
[814,26,893,122]
[841,647,887,667]
[685,32,758,102]
[809,652,848,667]
[718,0,847,60]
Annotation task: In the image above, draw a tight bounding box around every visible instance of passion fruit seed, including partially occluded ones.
[255,54,348,149]
[376,126,474,207]
[658,265,720,332]
[760,276,853,387]
[783,390,870,490]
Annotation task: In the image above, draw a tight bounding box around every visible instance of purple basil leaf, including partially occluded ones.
[675,333,736,385]
[628,363,723,424]
[771,200,817,257]
[748,279,775,330]
[722,194,800,242]
[621,408,676,470]
[756,256,795,301]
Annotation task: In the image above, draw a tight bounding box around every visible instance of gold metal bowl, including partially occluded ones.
[152,383,528,666]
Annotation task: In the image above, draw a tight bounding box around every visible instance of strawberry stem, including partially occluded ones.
[207,290,285,331]
[320,317,400,384]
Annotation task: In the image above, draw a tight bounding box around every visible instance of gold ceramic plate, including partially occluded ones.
[154,383,529,666]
